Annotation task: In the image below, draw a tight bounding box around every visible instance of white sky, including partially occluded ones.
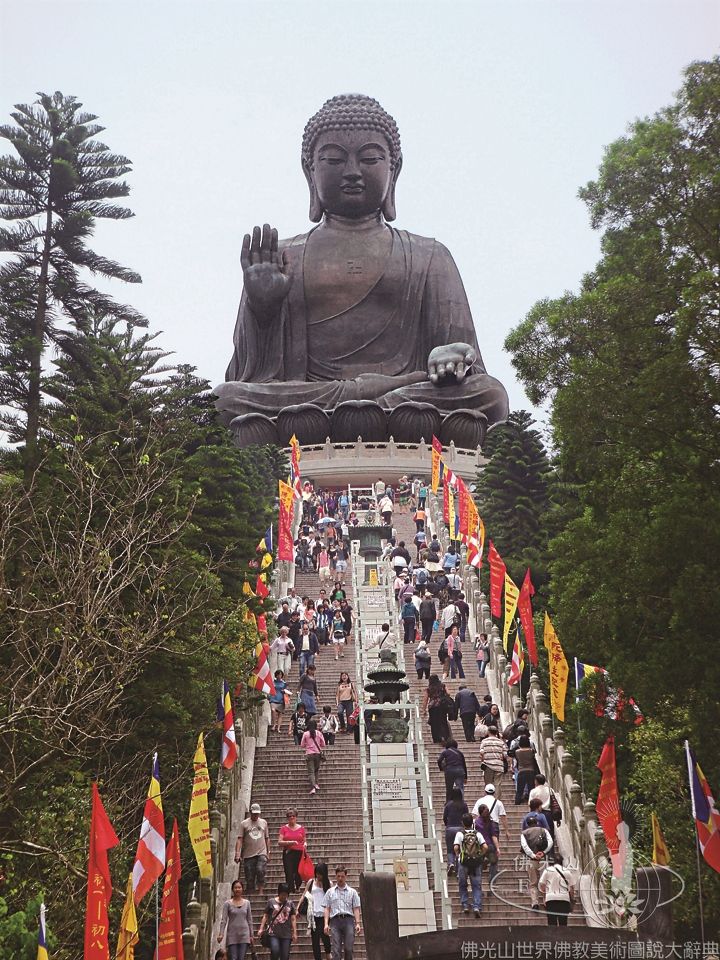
[1,0,718,419]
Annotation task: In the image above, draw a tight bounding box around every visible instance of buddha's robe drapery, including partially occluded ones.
[215,228,509,424]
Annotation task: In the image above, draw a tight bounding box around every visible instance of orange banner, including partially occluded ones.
[277,480,295,562]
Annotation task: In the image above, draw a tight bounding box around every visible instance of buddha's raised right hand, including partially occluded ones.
[241,223,291,318]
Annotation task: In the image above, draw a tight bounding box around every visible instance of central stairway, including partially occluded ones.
[238,562,367,959]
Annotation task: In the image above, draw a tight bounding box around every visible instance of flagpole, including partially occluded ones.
[573,659,587,798]
[155,877,160,955]
[685,740,706,944]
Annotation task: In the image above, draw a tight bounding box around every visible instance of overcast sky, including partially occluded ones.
[1,0,718,421]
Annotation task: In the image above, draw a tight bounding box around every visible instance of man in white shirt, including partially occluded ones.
[374,479,386,498]
[440,601,459,638]
[520,815,554,911]
[471,784,510,842]
[323,864,362,960]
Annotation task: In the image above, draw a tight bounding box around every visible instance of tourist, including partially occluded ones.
[475,634,491,678]
[447,625,465,679]
[414,639,432,680]
[453,812,488,918]
[472,784,510,843]
[276,602,293,631]
[271,629,295,677]
[318,705,339,745]
[513,735,538,805]
[477,725,507,795]
[454,684,482,742]
[298,623,320,678]
[336,672,357,732]
[478,694,493,719]
[331,611,346,660]
[522,798,551,833]
[331,581,346,602]
[528,773,557,840]
[455,592,470,640]
[443,787,468,875]
[289,703,309,745]
[442,545,459,573]
[437,634,450,680]
[418,481,428,509]
[504,709,531,743]
[315,602,331,647]
[300,719,326,795]
[539,853,576,926]
[218,879,254,960]
[269,671,288,734]
[473,803,500,890]
[374,478,386,499]
[414,506,426,532]
[422,674,452,744]
[339,598,354,640]
[425,540,442,574]
[235,803,270,894]
[419,593,436,643]
[278,810,307,893]
[318,545,331,583]
[302,862,332,960]
[520,814,554,912]
[258,883,298,960]
[323,865,362,960]
[480,703,502,729]
[400,595,418,645]
[298,665,319,717]
[437,737,468,801]
[379,493,393,525]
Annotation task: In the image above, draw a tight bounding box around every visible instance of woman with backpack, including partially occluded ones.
[301,862,332,959]
[453,812,489,918]
[400,595,418,645]
[422,674,452,743]
[437,737,468,800]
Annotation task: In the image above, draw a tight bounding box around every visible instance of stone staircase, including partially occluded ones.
[394,508,586,930]
[222,561,368,959]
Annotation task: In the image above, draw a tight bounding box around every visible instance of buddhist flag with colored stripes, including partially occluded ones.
[651,812,670,866]
[37,903,49,960]
[507,634,525,687]
[257,525,273,555]
[132,754,165,904]
[686,741,720,874]
[255,574,270,599]
[220,682,238,769]
[249,640,276,697]
[574,657,607,690]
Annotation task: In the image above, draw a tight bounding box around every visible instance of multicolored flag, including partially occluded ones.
[517,568,538,666]
[487,541,506,618]
[596,736,622,877]
[115,875,139,960]
[574,659,644,725]
[543,613,569,722]
[651,812,670,866]
[574,657,607,690]
[249,640,276,697]
[37,903,49,960]
[156,819,184,960]
[220,682,238,769]
[502,572,520,653]
[132,754,165,904]
[85,783,119,959]
[188,733,213,878]
[507,634,525,686]
[257,525,273,554]
[685,741,720,874]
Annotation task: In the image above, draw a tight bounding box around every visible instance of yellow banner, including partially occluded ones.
[544,613,569,722]
[115,874,139,960]
[651,811,670,865]
[431,437,442,493]
[502,573,520,652]
[188,733,213,878]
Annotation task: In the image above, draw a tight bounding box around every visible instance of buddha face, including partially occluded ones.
[310,129,394,219]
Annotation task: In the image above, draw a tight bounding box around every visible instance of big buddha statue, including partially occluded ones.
[215,94,509,449]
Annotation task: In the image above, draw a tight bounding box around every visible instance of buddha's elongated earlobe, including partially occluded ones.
[382,153,403,222]
[302,158,323,222]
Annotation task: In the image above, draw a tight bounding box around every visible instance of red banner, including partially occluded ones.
[597,737,622,876]
[277,480,295,562]
[85,783,119,960]
[517,568,538,666]
[156,819,184,960]
[487,541,506,618]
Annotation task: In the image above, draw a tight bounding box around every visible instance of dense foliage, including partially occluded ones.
[0,94,282,958]
[506,58,720,935]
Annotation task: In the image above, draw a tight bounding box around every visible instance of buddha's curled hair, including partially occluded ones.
[302,94,402,169]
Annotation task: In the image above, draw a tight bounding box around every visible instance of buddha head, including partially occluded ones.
[302,94,403,222]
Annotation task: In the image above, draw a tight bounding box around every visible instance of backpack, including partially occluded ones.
[460,831,486,869]
[438,639,449,662]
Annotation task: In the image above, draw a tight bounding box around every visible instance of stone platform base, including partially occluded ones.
[291,439,486,486]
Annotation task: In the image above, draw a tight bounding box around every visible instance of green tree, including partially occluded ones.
[475,410,553,590]
[0,91,144,480]
[505,58,720,936]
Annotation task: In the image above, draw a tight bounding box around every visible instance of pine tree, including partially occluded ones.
[0,91,144,480]
[475,410,553,587]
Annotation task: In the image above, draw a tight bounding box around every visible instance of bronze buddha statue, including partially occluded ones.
[215,94,509,448]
